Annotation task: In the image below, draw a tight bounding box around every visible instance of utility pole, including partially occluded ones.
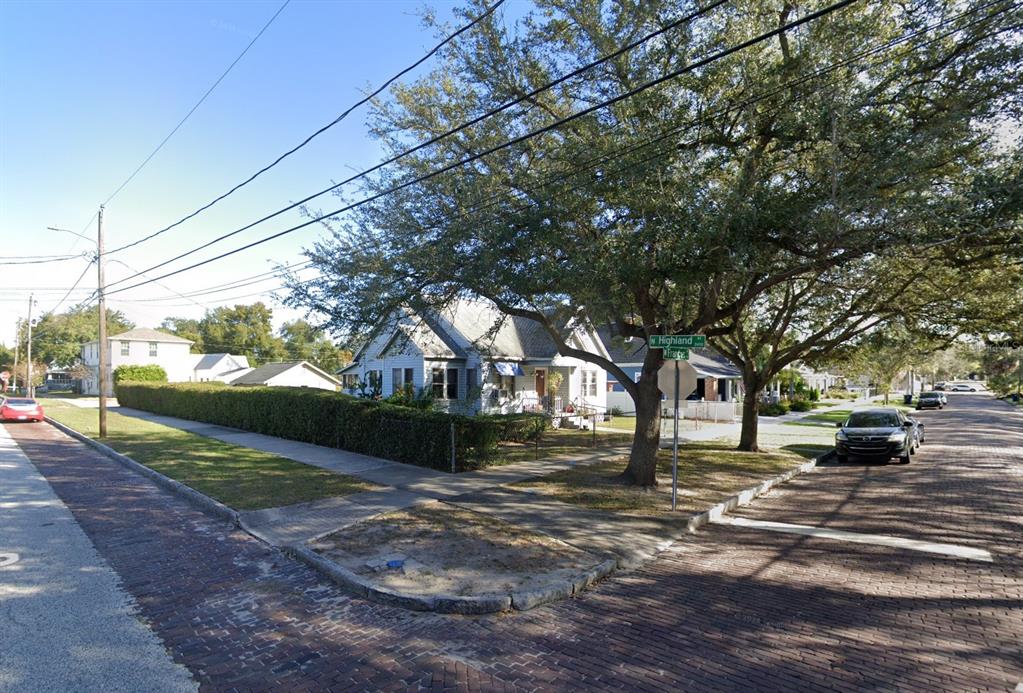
[12,319,19,394]
[26,294,35,398]
[97,205,107,438]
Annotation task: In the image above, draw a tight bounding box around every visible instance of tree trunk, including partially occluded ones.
[622,348,665,487]
[738,370,763,452]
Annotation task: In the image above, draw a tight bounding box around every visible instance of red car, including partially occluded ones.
[0,397,45,422]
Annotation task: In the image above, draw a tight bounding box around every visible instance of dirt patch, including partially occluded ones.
[310,502,598,596]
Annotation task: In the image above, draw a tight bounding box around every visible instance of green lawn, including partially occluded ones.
[44,402,376,510]
[514,441,808,515]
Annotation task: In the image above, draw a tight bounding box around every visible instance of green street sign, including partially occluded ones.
[650,334,706,349]
[663,347,690,360]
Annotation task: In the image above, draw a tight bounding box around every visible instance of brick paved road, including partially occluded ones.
[4,392,1020,691]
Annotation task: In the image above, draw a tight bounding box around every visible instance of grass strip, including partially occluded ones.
[514,441,815,516]
[44,401,376,510]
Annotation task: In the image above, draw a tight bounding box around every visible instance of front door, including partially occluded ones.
[535,369,546,398]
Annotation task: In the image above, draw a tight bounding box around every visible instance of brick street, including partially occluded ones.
[4,392,1021,691]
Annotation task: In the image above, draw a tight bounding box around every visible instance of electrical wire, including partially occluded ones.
[0,254,88,266]
[102,0,868,297]
[100,0,292,207]
[48,259,97,315]
[103,0,1010,307]
[102,0,731,282]
[105,0,508,256]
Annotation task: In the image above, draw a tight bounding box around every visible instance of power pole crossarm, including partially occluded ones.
[97,205,107,438]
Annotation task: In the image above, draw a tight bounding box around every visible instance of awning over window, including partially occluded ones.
[494,362,525,376]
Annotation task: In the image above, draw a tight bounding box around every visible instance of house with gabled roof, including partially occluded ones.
[80,328,252,395]
[230,360,341,391]
[190,353,252,383]
[341,299,609,416]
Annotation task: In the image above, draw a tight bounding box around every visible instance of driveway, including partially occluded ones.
[2,392,1020,691]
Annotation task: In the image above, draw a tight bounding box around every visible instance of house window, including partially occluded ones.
[431,367,460,399]
[149,342,158,357]
[120,341,129,356]
[367,370,382,393]
[466,368,476,395]
[582,370,598,397]
[342,374,359,390]
[446,368,458,400]
[391,367,415,395]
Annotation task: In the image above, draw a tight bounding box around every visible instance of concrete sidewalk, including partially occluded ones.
[112,406,630,546]
[0,424,196,693]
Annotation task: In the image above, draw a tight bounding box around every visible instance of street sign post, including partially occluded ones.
[649,334,706,349]
[663,347,689,360]
[655,359,697,513]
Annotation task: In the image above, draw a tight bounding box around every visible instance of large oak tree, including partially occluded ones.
[288,0,1022,484]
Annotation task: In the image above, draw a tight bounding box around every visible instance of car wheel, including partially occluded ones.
[837,454,848,463]
[899,452,911,464]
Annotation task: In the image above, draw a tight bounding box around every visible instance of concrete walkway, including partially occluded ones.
[0,424,196,693]
[112,407,630,546]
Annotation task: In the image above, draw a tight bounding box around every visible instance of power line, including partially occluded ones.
[0,253,87,266]
[49,259,97,315]
[102,0,730,284]
[104,0,862,297]
[105,0,507,256]
[280,0,1020,264]
[100,0,291,207]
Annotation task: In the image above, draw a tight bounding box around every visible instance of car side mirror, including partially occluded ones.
[835,422,843,428]
[902,421,913,428]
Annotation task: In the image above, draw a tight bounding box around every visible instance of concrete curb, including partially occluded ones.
[45,417,240,527]
[684,449,834,534]
[286,451,833,615]
[286,543,614,615]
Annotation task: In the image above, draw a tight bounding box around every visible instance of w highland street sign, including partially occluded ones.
[649,334,707,348]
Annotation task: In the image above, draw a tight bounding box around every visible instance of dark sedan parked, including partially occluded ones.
[835,408,923,464]
[916,391,944,410]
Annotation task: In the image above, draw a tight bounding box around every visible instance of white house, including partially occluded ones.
[596,326,742,415]
[80,328,196,395]
[341,299,609,416]
[229,360,341,391]
[190,353,252,383]
[80,328,253,395]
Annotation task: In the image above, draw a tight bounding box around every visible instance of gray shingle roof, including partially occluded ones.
[230,360,340,386]
[109,328,193,344]
[595,325,740,379]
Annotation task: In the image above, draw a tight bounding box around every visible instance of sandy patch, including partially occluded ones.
[310,502,598,596]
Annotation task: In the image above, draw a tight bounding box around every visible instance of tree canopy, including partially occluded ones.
[287,0,1022,484]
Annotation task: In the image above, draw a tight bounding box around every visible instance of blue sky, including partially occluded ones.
[0,0,502,345]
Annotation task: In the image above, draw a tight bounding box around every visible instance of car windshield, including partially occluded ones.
[920,392,939,398]
[5,398,36,406]
[846,411,900,428]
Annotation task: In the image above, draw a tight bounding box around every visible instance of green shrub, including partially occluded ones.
[115,382,527,472]
[788,399,813,412]
[757,401,790,416]
[112,365,167,393]
[610,405,626,417]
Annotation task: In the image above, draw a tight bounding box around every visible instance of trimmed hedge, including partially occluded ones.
[788,399,813,412]
[757,401,790,416]
[113,364,167,385]
[115,382,536,472]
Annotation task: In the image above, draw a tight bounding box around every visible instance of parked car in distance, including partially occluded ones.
[934,382,946,390]
[916,391,944,410]
[0,397,45,423]
[950,383,979,392]
[835,408,919,464]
